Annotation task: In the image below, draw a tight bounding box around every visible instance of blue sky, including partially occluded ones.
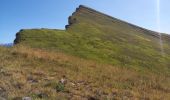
[0,0,170,43]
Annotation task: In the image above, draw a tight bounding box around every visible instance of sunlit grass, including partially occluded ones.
[8,6,170,99]
[0,46,169,99]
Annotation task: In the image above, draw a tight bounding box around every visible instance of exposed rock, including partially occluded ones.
[14,31,22,44]
[59,75,67,84]
[22,97,31,100]
[59,78,67,84]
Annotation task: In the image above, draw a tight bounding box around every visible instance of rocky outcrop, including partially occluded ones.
[65,6,82,29]
[14,29,24,44]
[65,5,94,29]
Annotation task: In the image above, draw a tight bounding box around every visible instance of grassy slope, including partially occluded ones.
[14,6,170,74]
[0,46,169,100]
[8,5,169,99]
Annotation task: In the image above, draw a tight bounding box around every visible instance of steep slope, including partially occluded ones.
[14,5,170,74]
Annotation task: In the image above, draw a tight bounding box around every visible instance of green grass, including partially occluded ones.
[6,5,169,99]
[14,6,170,75]
[0,46,169,99]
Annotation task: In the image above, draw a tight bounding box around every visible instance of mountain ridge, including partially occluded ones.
[0,5,169,99]
[14,5,170,74]
[67,5,168,37]
[0,43,13,47]
[14,5,170,43]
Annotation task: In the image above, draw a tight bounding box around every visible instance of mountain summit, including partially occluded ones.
[14,5,170,73]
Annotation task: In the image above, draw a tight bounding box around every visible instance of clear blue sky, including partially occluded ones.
[0,0,170,43]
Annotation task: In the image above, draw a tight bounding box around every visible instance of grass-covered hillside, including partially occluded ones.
[14,5,170,74]
[0,46,169,100]
[0,5,169,100]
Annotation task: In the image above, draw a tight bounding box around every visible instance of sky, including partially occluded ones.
[0,0,170,43]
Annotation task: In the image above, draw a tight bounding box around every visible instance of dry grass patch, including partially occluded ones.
[0,46,169,99]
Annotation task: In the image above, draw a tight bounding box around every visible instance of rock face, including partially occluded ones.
[65,6,81,29]
[14,29,24,44]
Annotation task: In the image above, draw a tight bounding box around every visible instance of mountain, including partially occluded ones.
[14,5,170,74]
[0,43,13,47]
[0,5,167,99]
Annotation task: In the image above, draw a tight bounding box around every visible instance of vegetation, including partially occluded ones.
[14,6,170,74]
[0,46,169,99]
[0,5,169,99]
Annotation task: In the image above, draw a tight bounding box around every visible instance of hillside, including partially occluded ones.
[0,46,169,99]
[14,5,170,74]
[0,5,169,100]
